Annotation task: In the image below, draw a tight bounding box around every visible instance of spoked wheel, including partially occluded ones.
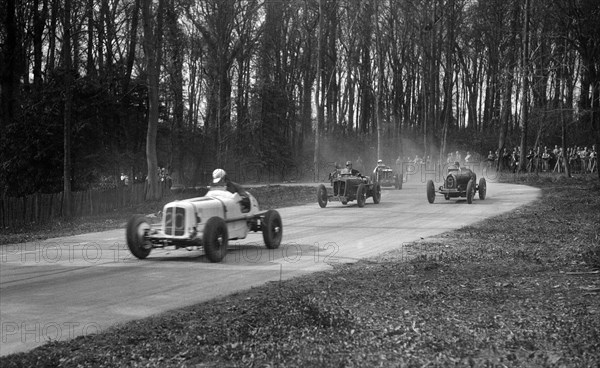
[466,179,475,204]
[426,180,435,204]
[262,210,283,249]
[317,184,328,208]
[478,178,487,200]
[203,217,228,262]
[126,215,152,259]
[357,184,366,207]
[372,183,381,204]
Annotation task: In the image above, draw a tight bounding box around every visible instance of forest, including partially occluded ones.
[1,0,599,203]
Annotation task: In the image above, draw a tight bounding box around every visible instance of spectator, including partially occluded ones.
[511,148,520,173]
[590,145,597,173]
[553,147,563,173]
[569,147,580,173]
[501,148,511,171]
[455,151,462,164]
[464,151,472,164]
[580,147,590,173]
[541,147,550,172]
[526,149,534,172]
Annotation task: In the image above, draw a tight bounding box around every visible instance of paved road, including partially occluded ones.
[0,180,540,356]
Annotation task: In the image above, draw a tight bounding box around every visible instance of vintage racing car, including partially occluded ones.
[317,169,381,208]
[372,165,402,189]
[126,188,283,262]
[426,163,486,204]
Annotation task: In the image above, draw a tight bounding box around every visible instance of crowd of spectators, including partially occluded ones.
[485,144,597,174]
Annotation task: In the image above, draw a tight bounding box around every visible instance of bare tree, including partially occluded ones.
[141,0,164,200]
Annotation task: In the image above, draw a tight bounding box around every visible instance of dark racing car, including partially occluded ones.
[373,165,402,189]
[317,168,381,208]
[426,162,486,204]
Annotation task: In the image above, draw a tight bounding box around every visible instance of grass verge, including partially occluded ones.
[1,176,599,367]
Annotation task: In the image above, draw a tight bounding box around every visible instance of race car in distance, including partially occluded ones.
[372,165,402,189]
[317,168,381,208]
[426,163,486,204]
[126,188,282,262]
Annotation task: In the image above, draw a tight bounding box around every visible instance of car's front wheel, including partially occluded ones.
[262,210,283,249]
[203,217,228,262]
[466,179,475,204]
[126,215,152,259]
[372,183,381,204]
[426,180,435,204]
[317,184,328,208]
[478,178,487,200]
[357,184,366,207]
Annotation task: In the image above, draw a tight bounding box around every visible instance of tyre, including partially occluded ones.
[466,179,475,204]
[372,183,381,204]
[426,180,435,204]
[126,215,152,259]
[317,184,328,208]
[203,217,228,262]
[357,184,366,207]
[262,210,283,249]
[478,178,487,200]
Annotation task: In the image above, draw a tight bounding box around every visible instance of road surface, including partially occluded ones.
[0,180,540,356]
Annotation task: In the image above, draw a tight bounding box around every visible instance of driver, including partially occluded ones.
[344,161,363,177]
[372,159,385,177]
[212,169,250,211]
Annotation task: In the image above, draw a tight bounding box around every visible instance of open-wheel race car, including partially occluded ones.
[317,169,381,208]
[426,163,486,204]
[373,165,402,189]
[126,188,283,263]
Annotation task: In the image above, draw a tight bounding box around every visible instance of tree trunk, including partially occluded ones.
[142,0,163,200]
[63,0,73,218]
[0,0,19,127]
[518,0,530,173]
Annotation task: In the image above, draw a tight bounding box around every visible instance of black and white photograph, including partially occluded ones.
[1,0,599,366]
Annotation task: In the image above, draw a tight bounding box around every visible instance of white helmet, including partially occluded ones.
[378,159,383,164]
[212,168,226,183]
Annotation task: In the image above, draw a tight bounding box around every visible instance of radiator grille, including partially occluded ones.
[165,207,186,236]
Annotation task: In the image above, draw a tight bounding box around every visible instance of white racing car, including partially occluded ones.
[126,188,283,262]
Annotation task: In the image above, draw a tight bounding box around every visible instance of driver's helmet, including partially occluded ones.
[212,168,227,184]
[345,161,352,169]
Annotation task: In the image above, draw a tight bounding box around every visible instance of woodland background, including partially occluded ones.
[1,0,599,209]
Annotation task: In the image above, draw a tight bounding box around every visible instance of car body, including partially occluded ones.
[126,188,282,262]
[317,169,381,208]
[426,164,486,204]
[372,165,402,189]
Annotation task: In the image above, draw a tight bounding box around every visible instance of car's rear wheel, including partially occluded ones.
[357,184,366,207]
[317,184,328,208]
[426,180,435,204]
[466,179,475,204]
[262,210,282,249]
[372,183,381,204]
[478,178,487,200]
[126,215,152,259]
[203,217,228,262]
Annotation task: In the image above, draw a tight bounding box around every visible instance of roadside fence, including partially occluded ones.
[0,182,170,229]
